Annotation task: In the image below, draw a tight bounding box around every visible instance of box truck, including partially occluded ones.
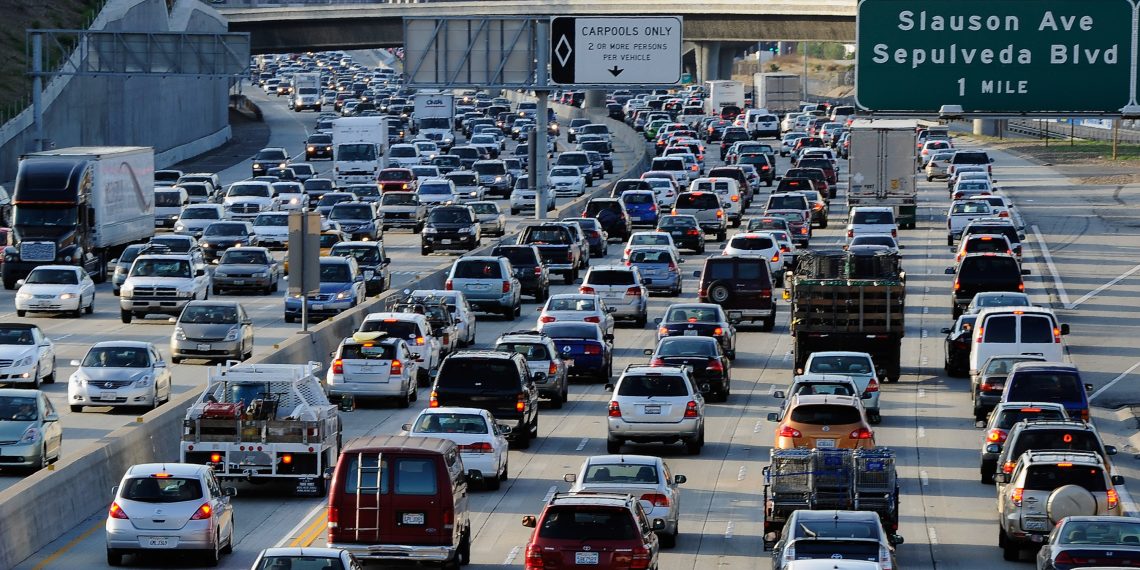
[290,72,322,111]
[753,72,801,115]
[704,80,745,119]
[846,119,918,229]
[413,90,456,150]
[333,117,388,186]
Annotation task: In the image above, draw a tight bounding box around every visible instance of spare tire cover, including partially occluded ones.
[1046,484,1098,523]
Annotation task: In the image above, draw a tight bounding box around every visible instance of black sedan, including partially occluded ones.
[941,314,976,377]
[304,133,334,160]
[656,215,706,254]
[655,303,737,360]
[645,336,732,402]
[1036,516,1140,569]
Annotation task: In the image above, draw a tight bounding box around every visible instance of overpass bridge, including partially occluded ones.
[217,0,855,82]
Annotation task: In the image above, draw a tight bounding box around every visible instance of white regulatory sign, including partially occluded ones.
[550,16,682,86]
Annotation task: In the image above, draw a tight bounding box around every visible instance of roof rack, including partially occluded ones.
[500,329,547,338]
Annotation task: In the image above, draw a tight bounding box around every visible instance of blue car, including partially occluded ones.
[284,256,367,323]
[627,246,683,296]
[541,321,613,382]
[620,190,660,227]
[1000,362,1093,423]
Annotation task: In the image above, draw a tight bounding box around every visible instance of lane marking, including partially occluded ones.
[542,485,557,503]
[917,388,926,398]
[1120,486,1140,517]
[292,510,329,547]
[1089,360,1140,401]
[920,470,930,486]
[504,545,522,565]
[32,520,102,570]
[754,420,764,433]
[737,466,747,481]
[917,426,926,439]
[928,526,939,545]
[575,437,588,451]
[1030,225,1070,308]
[724,521,735,539]
[920,329,928,339]
[920,356,929,366]
[1067,263,1140,310]
[276,503,325,547]
[922,307,929,314]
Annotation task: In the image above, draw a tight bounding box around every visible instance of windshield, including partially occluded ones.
[337,144,376,161]
[382,193,417,206]
[379,170,413,181]
[447,174,478,186]
[809,355,873,375]
[413,412,489,434]
[182,208,220,220]
[154,191,182,207]
[420,183,453,195]
[253,213,288,227]
[204,223,247,237]
[390,147,417,158]
[318,195,352,207]
[496,342,550,361]
[656,338,716,357]
[25,268,78,285]
[179,304,239,324]
[13,206,78,227]
[543,322,599,340]
[332,245,380,264]
[0,395,38,420]
[666,307,719,323]
[629,249,672,264]
[470,203,497,214]
[220,249,269,265]
[428,208,471,224]
[120,477,204,504]
[254,150,286,161]
[473,163,506,175]
[320,263,351,283]
[228,185,269,198]
[130,259,191,278]
[331,204,373,220]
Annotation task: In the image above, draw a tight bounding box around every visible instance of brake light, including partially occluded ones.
[548,361,558,375]
[999,210,1010,217]
[716,210,724,219]
[429,391,439,407]
[707,358,724,372]
[1109,488,1120,510]
[327,506,339,529]
[778,425,802,438]
[731,195,739,202]
[390,359,403,375]
[865,377,879,393]
[332,359,344,374]
[849,427,874,440]
[1010,487,1024,507]
[502,280,511,293]
[540,315,556,323]
[658,326,670,335]
[986,429,1008,443]
[1081,409,1090,422]
[687,229,700,236]
[684,401,699,418]
[1054,327,1063,343]
[630,545,651,570]
[516,394,527,412]
[608,401,622,417]
[1002,461,1015,474]
[445,279,453,290]
[891,229,897,238]
[1018,282,1025,292]
[953,280,960,291]
[650,357,665,366]
[534,266,543,276]
[580,285,596,294]
[190,503,213,520]
[713,327,724,336]
[800,227,808,235]
[640,493,670,507]
[210,453,222,463]
[109,502,129,519]
[626,286,643,297]
[460,442,494,453]
[584,345,602,355]
[584,316,600,323]
[770,253,780,263]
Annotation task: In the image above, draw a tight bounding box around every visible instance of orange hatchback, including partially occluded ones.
[767,394,875,450]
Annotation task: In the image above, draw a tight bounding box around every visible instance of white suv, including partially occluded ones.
[605,365,706,455]
[356,312,441,386]
[722,232,782,280]
[845,206,897,240]
[119,254,211,323]
[580,265,648,327]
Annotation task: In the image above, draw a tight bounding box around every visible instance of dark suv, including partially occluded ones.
[421,205,481,255]
[696,255,777,330]
[948,253,1028,318]
[491,244,550,301]
[429,351,540,448]
[585,198,633,242]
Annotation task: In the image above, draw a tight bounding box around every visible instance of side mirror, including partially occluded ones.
[563,473,577,483]
[692,270,701,278]
[1085,383,1094,393]
[521,515,537,528]
[497,423,513,435]
[1106,445,1118,456]
[773,390,785,399]
[643,348,654,356]
[223,487,238,497]
[69,359,81,367]
[1021,269,1031,275]
[168,317,178,324]
[337,394,356,412]
[604,383,615,392]
[674,474,687,485]
[401,423,412,432]
[940,327,952,334]
[604,334,615,342]
[1113,475,1126,486]
[898,244,906,249]
[197,268,206,276]
[154,360,166,368]
[994,473,1010,484]
[889,534,905,546]
[944,267,955,274]
[653,317,663,325]
[383,257,392,264]
[15,279,24,288]
[44,412,59,422]
[607,306,618,313]
[1060,323,1070,335]
[986,443,1001,454]
[652,518,667,531]
[767,412,779,422]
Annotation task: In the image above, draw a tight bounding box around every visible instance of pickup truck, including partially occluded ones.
[946,199,994,246]
[519,223,582,284]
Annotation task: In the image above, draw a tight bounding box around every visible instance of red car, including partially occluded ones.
[377,168,416,193]
[522,492,662,570]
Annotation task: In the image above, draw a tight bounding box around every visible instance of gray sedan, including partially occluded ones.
[0,389,62,472]
[565,454,685,548]
[170,301,255,363]
[211,247,281,295]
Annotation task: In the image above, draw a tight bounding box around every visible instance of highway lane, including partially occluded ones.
[23,133,1140,569]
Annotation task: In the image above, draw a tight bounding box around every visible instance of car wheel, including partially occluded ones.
[171,356,182,364]
[106,550,123,567]
[708,283,731,304]
[513,428,531,450]
[696,244,705,254]
[398,383,412,409]
[222,522,235,555]
[607,438,622,454]
[284,315,295,323]
[660,528,678,549]
[417,368,430,388]
[1001,530,1019,561]
[121,310,132,324]
[716,230,726,242]
[421,246,432,256]
[85,296,94,314]
[203,532,221,567]
[868,411,881,425]
[501,305,515,320]
[485,470,501,490]
[16,309,25,317]
[686,436,702,455]
[71,405,83,413]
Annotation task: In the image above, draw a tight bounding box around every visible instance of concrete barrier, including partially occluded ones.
[0,97,648,568]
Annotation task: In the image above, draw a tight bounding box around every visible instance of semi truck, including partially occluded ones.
[846,119,918,229]
[2,146,154,289]
[704,80,745,118]
[413,90,455,150]
[785,249,906,382]
[180,361,343,496]
[752,72,802,115]
[290,72,322,111]
[332,117,388,186]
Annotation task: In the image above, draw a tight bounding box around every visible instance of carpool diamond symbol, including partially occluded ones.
[555,34,573,67]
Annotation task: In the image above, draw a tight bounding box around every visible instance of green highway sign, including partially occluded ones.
[856,0,1136,114]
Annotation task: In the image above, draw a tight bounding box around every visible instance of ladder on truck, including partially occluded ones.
[353,451,383,541]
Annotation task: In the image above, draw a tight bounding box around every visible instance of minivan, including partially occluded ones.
[1000,363,1092,422]
[672,192,727,241]
[327,435,472,566]
[949,253,1029,317]
[969,306,1069,375]
[696,255,776,330]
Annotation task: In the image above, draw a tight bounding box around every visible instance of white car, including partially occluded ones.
[845,206,898,240]
[721,232,783,278]
[223,181,279,220]
[173,204,226,238]
[357,312,441,386]
[537,293,615,336]
[780,132,808,156]
[326,332,419,407]
[549,166,587,197]
[445,170,483,202]
[564,454,686,548]
[272,182,310,211]
[67,341,173,412]
[251,212,290,249]
[410,289,478,347]
[416,178,461,206]
[644,177,679,208]
[401,407,510,489]
[0,323,57,387]
[623,231,681,262]
[15,265,96,318]
[388,143,422,167]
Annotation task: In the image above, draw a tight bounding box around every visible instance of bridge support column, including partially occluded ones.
[717,46,737,81]
[695,42,721,83]
[973,119,1001,136]
[583,90,606,110]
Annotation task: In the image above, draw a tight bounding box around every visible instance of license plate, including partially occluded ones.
[575,552,599,565]
[440,239,452,244]
[100,391,116,401]
[142,536,174,548]
[233,280,245,285]
[312,304,324,311]
[402,512,425,525]
[1023,518,1048,531]
[197,343,211,351]
[684,330,698,336]
[671,231,683,236]
[644,405,661,415]
[815,439,836,448]
[469,284,490,291]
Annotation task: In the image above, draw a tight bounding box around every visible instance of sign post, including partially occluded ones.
[550,16,683,86]
[856,0,1136,115]
[287,211,321,332]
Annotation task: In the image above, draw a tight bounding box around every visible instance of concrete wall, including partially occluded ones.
[0,0,233,183]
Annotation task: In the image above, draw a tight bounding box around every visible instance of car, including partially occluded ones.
[272,181,309,212]
[942,314,978,378]
[655,302,738,358]
[767,393,875,450]
[251,147,289,176]
[605,364,706,455]
[972,355,1050,422]
[326,331,419,407]
[429,350,539,448]
[284,256,367,323]
[421,204,481,255]
[495,330,569,407]
[538,293,615,334]
[656,214,705,253]
[443,170,483,202]
[585,198,633,242]
[170,301,254,364]
[521,492,663,569]
[780,132,808,156]
[0,388,62,471]
[490,245,550,301]
[847,234,901,255]
[472,159,512,196]
[579,265,649,327]
[377,167,418,193]
[846,206,897,241]
[328,202,382,242]
[695,255,778,329]
[799,351,883,424]
[400,407,511,489]
[769,510,901,570]
[721,232,783,281]
[330,241,391,296]
[1035,516,1140,569]
[772,374,863,424]
[105,462,236,566]
[925,149,956,181]
[14,265,96,318]
[409,290,478,348]
[509,177,556,216]
[199,221,259,262]
[977,402,1069,483]
[173,204,225,240]
[646,335,731,402]
[304,133,334,160]
[1002,363,1093,423]
[67,341,173,412]
[224,181,279,220]
[620,190,661,227]
[672,192,727,241]
[949,253,1028,318]
[542,320,614,381]
[564,455,686,548]
[149,233,203,256]
[970,306,1069,376]
[468,201,506,237]
[996,450,1123,561]
[358,312,440,386]
[765,209,811,247]
[394,297,460,356]
[211,247,281,295]
[250,547,359,570]
[445,256,521,319]
[249,212,289,250]
[549,166,587,197]
[118,253,211,323]
[947,199,995,245]
[627,246,684,297]
[965,291,1032,315]
[565,217,609,257]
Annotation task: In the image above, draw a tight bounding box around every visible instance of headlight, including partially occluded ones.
[423,227,438,234]
[178,288,195,298]
[253,271,268,278]
[15,356,33,368]
[120,285,134,298]
[173,326,186,340]
[201,242,211,248]
[225,327,240,342]
[174,223,185,231]
[495,176,503,182]
[19,426,41,444]
[457,226,473,233]
[135,375,153,387]
[59,292,76,300]
[70,372,87,386]
[15,292,32,300]
[290,293,303,299]
[336,290,350,300]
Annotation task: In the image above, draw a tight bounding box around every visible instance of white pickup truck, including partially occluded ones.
[946,199,994,246]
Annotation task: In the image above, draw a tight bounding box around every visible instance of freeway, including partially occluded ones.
[14,119,1140,569]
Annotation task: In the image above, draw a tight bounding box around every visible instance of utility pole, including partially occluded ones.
[534,20,550,219]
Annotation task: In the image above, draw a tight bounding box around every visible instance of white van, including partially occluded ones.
[689,177,742,227]
[969,306,1070,375]
[743,109,780,139]
[154,186,189,229]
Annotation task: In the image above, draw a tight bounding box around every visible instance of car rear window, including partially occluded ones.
[769,196,808,210]
[630,249,672,264]
[414,412,489,434]
[1021,316,1055,343]
[1006,371,1084,402]
[1024,465,1106,492]
[995,408,1068,430]
[437,358,520,389]
[584,463,659,484]
[617,374,689,397]
[539,507,637,540]
[958,256,1021,281]
[653,158,684,170]
[1012,430,1102,459]
[622,193,655,205]
[543,322,599,339]
[954,151,991,164]
[120,477,203,503]
[728,236,775,251]
[453,260,503,279]
[853,210,893,224]
[525,227,571,244]
[496,342,550,361]
[792,520,880,540]
[341,343,397,360]
[587,270,636,286]
[494,247,538,266]
[790,404,863,425]
[982,315,1016,342]
[359,320,419,340]
[675,193,720,209]
[965,237,1010,254]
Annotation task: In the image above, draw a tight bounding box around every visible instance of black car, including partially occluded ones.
[584,198,632,242]
[941,314,977,378]
[303,177,335,202]
[607,103,625,121]
[656,214,705,254]
[304,133,333,160]
[429,351,540,448]
[719,127,750,160]
[738,153,775,187]
[609,179,654,199]
[329,241,391,296]
[646,336,732,402]
[654,302,737,359]
[947,253,1028,318]
[491,244,550,301]
[199,221,258,262]
[421,205,481,255]
[565,217,608,257]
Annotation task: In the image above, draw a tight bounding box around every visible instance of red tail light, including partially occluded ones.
[584,345,602,355]
[630,545,651,569]
[567,251,574,262]
[707,358,724,372]
[640,493,670,507]
[626,286,642,297]
[847,229,853,238]
[516,394,527,412]
[1081,409,1090,422]
[1002,461,1015,474]
[332,359,344,374]
[986,429,1008,443]
[770,253,780,263]
[525,544,545,569]
[1053,552,1075,565]
[891,229,897,237]
[580,285,596,294]
[658,326,670,335]
[849,427,874,440]
[443,333,450,345]
[777,425,802,438]
[190,503,213,520]
[1108,488,1120,510]
[1010,487,1024,506]
[760,288,772,299]
[650,357,665,366]
[687,229,700,236]
[716,210,724,219]
[327,506,339,529]
[608,401,622,417]
[460,442,494,453]
[445,279,453,290]
[109,502,129,519]
[429,391,440,407]
[865,377,879,393]
[1018,282,1025,292]
[800,227,808,234]
[684,401,699,418]
[584,316,600,323]
[390,359,403,375]
[548,361,558,375]
[713,327,724,336]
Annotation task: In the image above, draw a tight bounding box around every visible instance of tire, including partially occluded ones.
[513,428,531,450]
[398,384,411,409]
[222,523,234,555]
[947,235,954,247]
[203,533,221,567]
[980,462,995,484]
[820,220,828,229]
[285,315,296,323]
[696,244,705,254]
[121,310,133,324]
[660,528,678,549]
[635,314,647,328]
[564,272,575,285]
[113,288,120,296]
[550,388,564,409]
[16,310,25,317]
[212,286,222,296]
[1001,532,1019,561]
[85,297,94,314]
[106,550,123,567]
[708,283,731,304]
[868,412,882,425]
[686,435,702,455]
[607,438,622,454]
[501,305,515,320]
[171,356,183,364]
[716,230,726,242]
[417,368,430,388]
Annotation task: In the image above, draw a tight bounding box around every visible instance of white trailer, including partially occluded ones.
[846,119,918,229]
[413,90,456,149]
[753,72,802,115]
[291,72,322,111]
[704,80,745,116]
[333,117,388,186]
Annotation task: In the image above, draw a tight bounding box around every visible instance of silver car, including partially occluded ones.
[170,301,255,364]
[105,462,236,566]
[469,201,506,236]
[445,256,521,319]
[0,388,62,471]
[605,365,706,455]
[67,341,173,413]
[799,351,883,424]
[565,454,686,548]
